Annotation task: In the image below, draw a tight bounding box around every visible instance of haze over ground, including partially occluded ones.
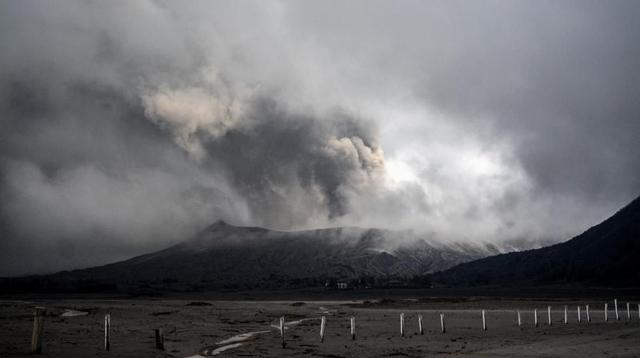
[1,1,639,275]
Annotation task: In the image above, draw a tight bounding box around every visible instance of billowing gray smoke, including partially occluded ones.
[202,99,385,228]
[1,1,639,275]
[0,0,391,274]
[0,67,388,275]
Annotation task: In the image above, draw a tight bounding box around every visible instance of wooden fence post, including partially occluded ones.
[418,314,423,335]
[104,313,111,351]
[31,307,45,354]
[320,316,326,343]
[154,328,164,350]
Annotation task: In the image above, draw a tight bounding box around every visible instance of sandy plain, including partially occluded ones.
[1,294,640,357]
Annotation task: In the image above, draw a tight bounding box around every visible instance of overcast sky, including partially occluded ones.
[1,0,639,275]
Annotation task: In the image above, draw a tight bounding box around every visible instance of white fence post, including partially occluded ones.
[440,313,446,334]
[517,310,521,327]
[615,299,619,321]
[280,316,285,348]
[482,310,487,331]
[534,309,538,327]
[350,317,356,340]
[320,316,326,343]
[104,313,111,351]
[400,313,405,337]
[548,306,552,326]
[577,306,581,323]
[586,305,590,323]
[418,314,424,335]
[627,302,631,320]
[605,303,608,322]
[564,306,568,324]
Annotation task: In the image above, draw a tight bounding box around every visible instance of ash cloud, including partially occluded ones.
[1,1,640,275]
[202,99,386,228]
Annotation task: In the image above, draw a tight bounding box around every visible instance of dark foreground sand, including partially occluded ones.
[1,296,640,357]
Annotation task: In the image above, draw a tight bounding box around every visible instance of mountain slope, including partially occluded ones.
[22,222,498,291]
[433,196,640,287]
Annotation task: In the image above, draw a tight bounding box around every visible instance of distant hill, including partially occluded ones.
[2,222,499,292]
[432,196,640,287]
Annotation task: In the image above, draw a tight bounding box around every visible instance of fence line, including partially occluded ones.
[19,299,640,353]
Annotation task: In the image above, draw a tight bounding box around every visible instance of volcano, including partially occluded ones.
[9,222,500,292]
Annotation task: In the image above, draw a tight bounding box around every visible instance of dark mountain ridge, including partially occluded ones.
[432,195,640,287]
